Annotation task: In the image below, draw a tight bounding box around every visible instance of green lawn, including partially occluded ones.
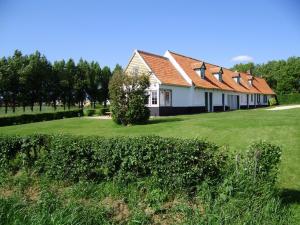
[1,108,300,219]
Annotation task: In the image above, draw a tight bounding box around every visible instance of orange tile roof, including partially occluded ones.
[169,51,233,91]
[137,50,190,87]
[168,52,220,89]
[169,51,275,95]
[134,50,275,95]
[252,77,275,95]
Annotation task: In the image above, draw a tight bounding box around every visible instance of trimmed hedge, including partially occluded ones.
[0,134,226,189]
[277,93,300,105]
[0,109,83,127]
[83,108,109,117]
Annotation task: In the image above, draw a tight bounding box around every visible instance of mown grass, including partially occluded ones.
[0,108,300,222]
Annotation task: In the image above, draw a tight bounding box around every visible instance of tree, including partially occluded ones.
[75,59,88,108]
[109,71,150,125]
[65,59,76,109]
[51,60,65,110]
[22,51,51,111]
[0,57,13,113]
[101,66,112,107]
[87,61,101,108]
[231,62,255,74]
[113,64,123,74]
[7,50,24,112]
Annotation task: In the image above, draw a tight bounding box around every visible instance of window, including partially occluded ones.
[151,91,157,105]
[248,79,253,86]
[160,90,172,106]
[251,94,253,102]
[200,68,205,79]
[257,94,260,103]
[214,73,222,82]
[234,76,240,84]
[195,68,205,79]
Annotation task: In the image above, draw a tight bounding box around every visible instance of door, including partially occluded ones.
[205,92,213,112]
[209,92,213,112]
[237,95,240,109]
[222,93,225,111]
[247,94,249,108]
[205,92,208,112]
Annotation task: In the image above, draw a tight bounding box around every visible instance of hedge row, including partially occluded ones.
[0,135,227,189]
[277,93,300,105]
[84,107,109,116]
[0,109,83,127]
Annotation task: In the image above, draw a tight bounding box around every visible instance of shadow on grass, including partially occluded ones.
[280,189,300,205]
[148,117,184,125]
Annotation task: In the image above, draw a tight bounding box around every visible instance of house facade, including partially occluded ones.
[125,50,275,116]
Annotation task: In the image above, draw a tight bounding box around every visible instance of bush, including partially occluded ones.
[268,97,277,106]
[0,134,226,190]
[0,136,292,224]
[109,71,150,125]
[0,109,83,127]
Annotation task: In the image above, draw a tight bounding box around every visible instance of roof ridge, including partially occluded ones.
[137,50,168,60]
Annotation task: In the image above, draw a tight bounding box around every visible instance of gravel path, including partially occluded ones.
[266,105,300,111]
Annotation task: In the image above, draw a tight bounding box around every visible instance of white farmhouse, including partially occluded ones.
[125,50,275,116]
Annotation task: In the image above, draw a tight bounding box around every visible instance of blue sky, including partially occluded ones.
[0,0,299,69]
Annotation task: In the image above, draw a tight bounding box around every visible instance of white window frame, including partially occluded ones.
[151,90,158,106]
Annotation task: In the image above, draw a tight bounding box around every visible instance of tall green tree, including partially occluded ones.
[101,66,112,107]
[75,59,88,108]
[0,57,13,113]
[22,51,52,111]
[7,50,24,112]
[87,61,101,108]
[65,59,76,109]
[113,64,123,74]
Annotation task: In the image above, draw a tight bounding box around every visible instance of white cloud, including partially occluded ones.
[231,55,254,62]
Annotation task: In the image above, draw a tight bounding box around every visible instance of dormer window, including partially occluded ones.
[211,67,223,82]
[192,62,206,79]
[248,79,253,86]
[234,76,240,83]
[213,73,223,82]
[247,75,253,86]
[200,67,205,79]
[233,72,241,84]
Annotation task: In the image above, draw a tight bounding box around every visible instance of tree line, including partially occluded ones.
[231,56,300,94]
[0,50,121,113]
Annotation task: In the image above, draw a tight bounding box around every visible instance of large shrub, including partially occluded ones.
[0,109,83,127]
[109,71,150,125]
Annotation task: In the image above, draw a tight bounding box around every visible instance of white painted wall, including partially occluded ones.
[159,84,193,107]
[148,83,272,108]
[240,93,248,106]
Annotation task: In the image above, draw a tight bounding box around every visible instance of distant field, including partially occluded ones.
[1,108,300,220]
